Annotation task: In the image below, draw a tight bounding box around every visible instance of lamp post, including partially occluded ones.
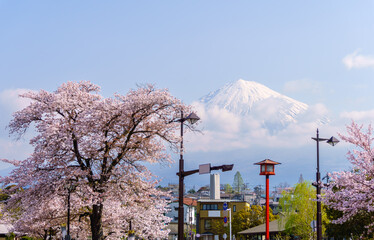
[177,111,200,240]
[254,159,281,240]
[175,111,234,240]
[128,220,135,240]
[311,129,339,240]
[65,180,76,240]
[177,163,233,240]
[176,163,233,240]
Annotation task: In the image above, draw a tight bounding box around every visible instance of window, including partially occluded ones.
[233,205,236,212]
[202,204,218,210]
[204,219,212,230]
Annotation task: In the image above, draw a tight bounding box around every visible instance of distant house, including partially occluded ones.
[238,219,286,240]
[166,197,197,240]
[243,192,257,205]
[197,199,250,240]
[196,174,250,240]
[197,186,210,198]
[168,183,182,197]
[0,223,13,240]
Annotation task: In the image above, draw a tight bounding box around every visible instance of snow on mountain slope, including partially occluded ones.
[199,79,313,132]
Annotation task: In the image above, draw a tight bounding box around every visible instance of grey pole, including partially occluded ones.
[178,111,185,240]
[316,129,322,240]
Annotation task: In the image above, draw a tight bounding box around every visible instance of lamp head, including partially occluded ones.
[221,164,234,172]
[327,136,339,146]
[254,159,281,176]
[185,112,200,125]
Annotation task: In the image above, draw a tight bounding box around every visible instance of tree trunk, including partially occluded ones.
[90,204,104,240]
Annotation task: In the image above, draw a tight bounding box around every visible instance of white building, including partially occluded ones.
[166,197,197,240]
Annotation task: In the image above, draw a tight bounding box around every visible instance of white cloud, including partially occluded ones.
[193,102,241,134]
[0,138,33,165]
[0,89,35,166]
[283,79,321,94]
[342,50,374,69]
[0,88,34,113]
[297,104,329,123]
[340,109,374,122]
[186,101,333,152]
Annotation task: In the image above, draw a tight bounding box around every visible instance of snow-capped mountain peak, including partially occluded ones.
[199,79,310,131]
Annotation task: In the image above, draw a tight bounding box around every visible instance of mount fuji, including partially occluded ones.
[199,79,325,133]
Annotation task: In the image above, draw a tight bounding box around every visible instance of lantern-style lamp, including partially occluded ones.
[311,129,339,240]
[254,159,281,240]
[254,159,281,176]
[184,112,200,124]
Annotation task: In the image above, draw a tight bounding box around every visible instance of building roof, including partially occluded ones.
[172,197,197,206]
[0,223,12,234]
[197,199,244,203]
[238,219,285,235]
[254,159,281,165]
[183,197,197,206]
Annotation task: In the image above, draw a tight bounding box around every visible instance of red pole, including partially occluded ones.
[266,175,269,240]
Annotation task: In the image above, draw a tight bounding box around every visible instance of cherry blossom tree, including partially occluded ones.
[323,121,374,236]
[0,81,192,239]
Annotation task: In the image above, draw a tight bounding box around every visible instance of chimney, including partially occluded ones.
[210,174,220,200]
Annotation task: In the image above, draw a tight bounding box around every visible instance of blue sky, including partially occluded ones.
[1,1,374,190]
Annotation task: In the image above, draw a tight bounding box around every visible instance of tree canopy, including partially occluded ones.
[224,184,233,194]
[0,81,193,240]
[279,181,326,239]
[324,121,374,237]
[324,206,374,239]
[232,205,278,236]
[232,171,245,194]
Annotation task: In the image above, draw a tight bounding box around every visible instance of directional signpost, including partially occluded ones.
[222,206,232,240]
[223,202,228,227]
[223,202,228,211]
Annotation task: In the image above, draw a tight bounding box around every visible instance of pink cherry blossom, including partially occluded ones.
[1,81,192,239]
[323,121,374,235]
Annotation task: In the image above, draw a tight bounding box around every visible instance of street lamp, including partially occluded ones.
[175,111,234,240]
[65,180,76,240]
[177,163,234,240]
[311,129,339,240]
[254,159,281,240]
[176,111,200,240]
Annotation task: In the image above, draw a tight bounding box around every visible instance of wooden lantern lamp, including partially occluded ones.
[254,159,281,240]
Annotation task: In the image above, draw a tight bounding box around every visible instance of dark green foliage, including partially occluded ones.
[0,192,10,202]
[324,206,374,239]
[187,188,196,194]
[231,205,278,236]
[232,172,245,194]
[224,184,233,194]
